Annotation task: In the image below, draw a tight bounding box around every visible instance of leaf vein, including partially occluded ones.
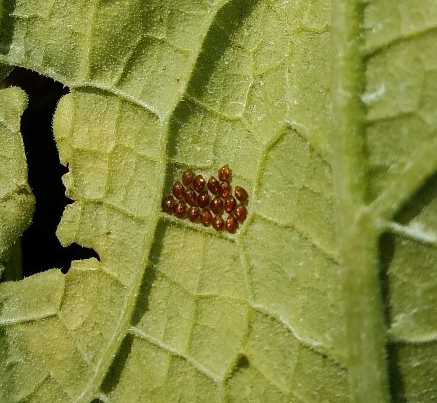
[129,326,221,383]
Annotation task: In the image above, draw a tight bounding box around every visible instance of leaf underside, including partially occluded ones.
[0,1,436,402]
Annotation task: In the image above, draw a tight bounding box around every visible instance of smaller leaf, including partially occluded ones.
[0,87,35,279]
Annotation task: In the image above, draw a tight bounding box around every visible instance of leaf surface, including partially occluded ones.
[0,0,436,402]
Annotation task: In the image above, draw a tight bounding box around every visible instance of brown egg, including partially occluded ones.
[182,168,194,186]
[184,188,197,206]
[187,206,200,222]
[207,176,220,194]
[224,195,237,213]
[234,204,247,223]
[172,181,185,199]
[225,214,239,233]
[193,175,205,192]
[218,164,231,182]
[197,190,210,208]
[162,195,176,214]
[210,196,224,214]
[212,215,224,231]
[200,208,212,227]
[219,181,231,198]
[174,201,187,218]
[235,186,248,202]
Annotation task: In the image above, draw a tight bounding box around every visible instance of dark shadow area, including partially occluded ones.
[130,221,167,326]
[4,67,98,275]
[394,171,437,225]
[378,232,395,328]
[0,0,16,55]
[235,354,250,370]
[225,353,251,382]
[378,233,407,400]
[386,343,407,403]
[101,334,134,395]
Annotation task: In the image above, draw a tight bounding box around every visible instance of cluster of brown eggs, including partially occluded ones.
[162,165,248,233]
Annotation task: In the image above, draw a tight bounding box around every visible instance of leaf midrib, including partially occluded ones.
[331,1,390,402]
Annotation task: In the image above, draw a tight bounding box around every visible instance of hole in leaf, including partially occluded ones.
[4,67,99,276]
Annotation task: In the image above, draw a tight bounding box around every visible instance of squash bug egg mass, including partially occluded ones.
[162,165,248,233]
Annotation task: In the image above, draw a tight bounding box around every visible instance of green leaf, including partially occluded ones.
[0,0,436,402]
[0,86,34,279]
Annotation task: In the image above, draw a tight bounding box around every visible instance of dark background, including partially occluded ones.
[5,68,98,276]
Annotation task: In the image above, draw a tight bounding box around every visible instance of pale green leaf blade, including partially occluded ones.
[0,0,436,402]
